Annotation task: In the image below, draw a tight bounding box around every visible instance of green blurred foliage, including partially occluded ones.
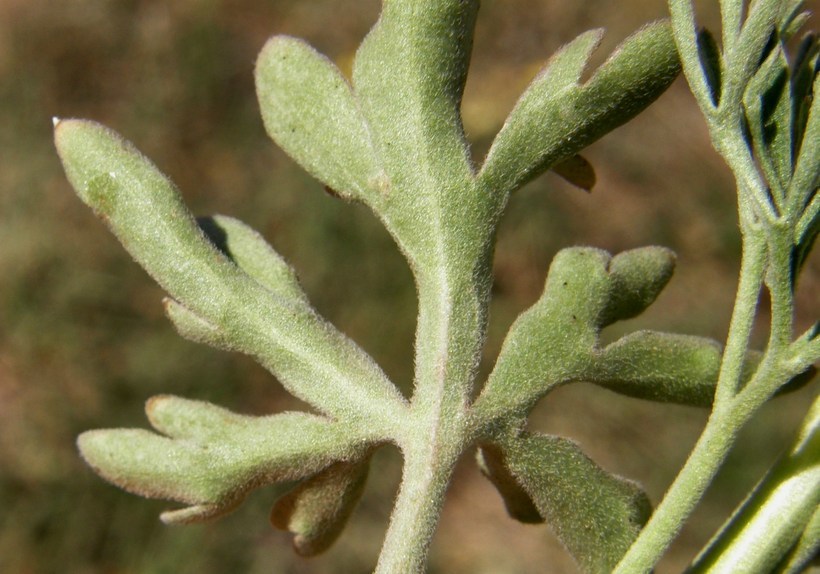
[0,1,815,572]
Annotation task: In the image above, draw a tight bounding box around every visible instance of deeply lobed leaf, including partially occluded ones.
[473,246,722,420]
[78,395,373,524]
[479,21,680,195]
[55,119,408,425]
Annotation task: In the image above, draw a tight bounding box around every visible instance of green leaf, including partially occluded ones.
[579,20,680,141]
[352,0,477,196]
[790,32,817,164]
[780,1,810,41]
[495,433,651,574]
[791,71,819,216]
[592,331,722,406]
[349,0,495,281]
[473,248,612,419]
[163,298,233,352]
[475,247,680,419]
[476,443,543,524]
[688,395,820,573]
[255,36,380,202]
[774,506,820,574]
[601,246,676,326]
[476,30,604,193]
[743,42,792,199]
[197,215,306,302]
[271,458,370,556]
[55,119,409,425]
[479,22,679,195]
[78,395,371,524]
[726,0,780,106]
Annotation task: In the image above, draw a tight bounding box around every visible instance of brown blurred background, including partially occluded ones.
[0,1,816,572]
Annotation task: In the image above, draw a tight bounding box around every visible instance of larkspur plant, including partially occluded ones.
[53,0,817,573]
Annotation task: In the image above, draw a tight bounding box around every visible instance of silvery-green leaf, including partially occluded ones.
[479,22,680,195]
[743,43,792,198]
[55,120,408,425]
[592,331,722,406]
[271,458,370,556]
[602,246,676,326]
[255,36,380,202]
[477,30,603,193]
[198,215,306,302]
[163,298,233,352]
[78,395,372,524]
[688,396,820,573]
[352,0,476,198]
[474,248,612,419]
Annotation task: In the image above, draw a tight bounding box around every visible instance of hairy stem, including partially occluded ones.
[375,428,464,573]
[614,404,747,573]
[614,232,767,573]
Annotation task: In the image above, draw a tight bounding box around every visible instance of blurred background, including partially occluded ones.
[0,1,817,572]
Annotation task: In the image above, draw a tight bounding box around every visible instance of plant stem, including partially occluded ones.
[375,264,485,572]
[715,233,767,402]
[687,396,820,573]
[614,232,767,573]
[375,432,463,573]
[613,403,747,573]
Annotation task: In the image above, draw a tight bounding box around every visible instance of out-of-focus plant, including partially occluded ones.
[53,0,816,572]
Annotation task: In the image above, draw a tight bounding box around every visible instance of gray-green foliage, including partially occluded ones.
[612,1,819,572]
[53,0,816,572]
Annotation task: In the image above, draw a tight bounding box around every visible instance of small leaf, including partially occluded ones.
[498,433,651,574]
[479,22,679,195]
[54,119,234,310]
[476,443,542,524]
[592,331,722,406]
[255,36,380,202]
[352,0,477,194]
[551,154,597,191]
[163,298,233,352]
[478,29,603,192]
[78,396,371,524]
[601,246,676,326]
[790,32,817,161]
[774,506,820,574]
[580,20,681,134]
[271,458,370,556]
[791,72,819,213]
[743,42,793,198]
[688,395,820,573]
[198,215,306,302]
[780,1,810,41]
[474,248,612,418]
